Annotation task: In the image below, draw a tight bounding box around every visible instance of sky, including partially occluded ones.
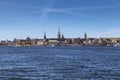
[0,0,120,40]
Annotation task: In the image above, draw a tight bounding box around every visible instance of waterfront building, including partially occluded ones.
[98,38,107,46]
[13,38,17,42]
[25,37,31,46]
[37,39,45,46]
[48,39,59,46]
[31,39,38,46]
[7,41,15,46]
[16,39,26,46]
[0,40,7,46]
[87,38,96,46]
[65,38,73,44]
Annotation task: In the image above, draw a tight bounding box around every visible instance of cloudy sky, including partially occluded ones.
[0,0,120,40]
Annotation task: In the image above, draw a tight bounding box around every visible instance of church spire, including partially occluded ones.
[57,27,61,39]
[62,34,64,39]
[84,32,87,41]
[44,31,46,39]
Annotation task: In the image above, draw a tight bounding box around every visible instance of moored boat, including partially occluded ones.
[114,43,120,47]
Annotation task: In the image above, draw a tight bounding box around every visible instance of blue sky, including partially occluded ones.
[0,0,120,40]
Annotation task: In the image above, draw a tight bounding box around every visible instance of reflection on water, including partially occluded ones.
[0,46,120,80]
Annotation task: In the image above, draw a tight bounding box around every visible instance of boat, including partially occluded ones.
[114,43,120,47]
[51,44,55,47]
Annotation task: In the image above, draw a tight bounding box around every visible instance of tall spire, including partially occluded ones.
[62,34,64,39]
[84,32,87,41]
[58,27,60,34]
[44,30,46,39]
[57,27,61,39]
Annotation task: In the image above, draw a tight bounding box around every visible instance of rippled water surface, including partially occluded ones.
[0,46,120,80]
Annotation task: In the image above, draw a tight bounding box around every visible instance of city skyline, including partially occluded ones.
[0,0,120,40]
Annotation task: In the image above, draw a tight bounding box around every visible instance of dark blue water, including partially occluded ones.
[0,46,120,80]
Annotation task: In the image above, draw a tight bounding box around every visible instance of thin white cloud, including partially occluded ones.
[39,0,55,24]
[43,8,65,13]
[0,1,120,23]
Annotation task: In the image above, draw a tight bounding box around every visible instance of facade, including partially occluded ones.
[31,39,38,46]
[37,39,45,46]
[48,39,59,46]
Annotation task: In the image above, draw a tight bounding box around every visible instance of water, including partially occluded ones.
[0,46,120,80]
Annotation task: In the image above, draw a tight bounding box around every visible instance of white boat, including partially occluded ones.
[114,43,120,47]
[51,44,55,47]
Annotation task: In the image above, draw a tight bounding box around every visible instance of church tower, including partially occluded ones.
[84,33,87,41]
[57,27,61,39]
[44,31,46,40]
[62,34,64,39]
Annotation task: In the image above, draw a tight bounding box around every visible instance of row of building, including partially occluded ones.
[0,29,120,46]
